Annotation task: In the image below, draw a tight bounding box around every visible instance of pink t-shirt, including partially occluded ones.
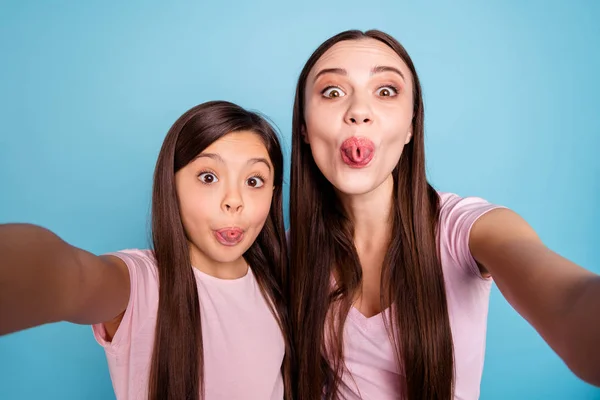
[92,249,285,400]
[332,192,502,400]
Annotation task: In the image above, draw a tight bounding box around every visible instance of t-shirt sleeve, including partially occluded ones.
[438,192,505,278]
[91,249,158,353]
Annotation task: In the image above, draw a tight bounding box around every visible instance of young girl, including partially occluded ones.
[0,101,292,400]
[288,30,600,399]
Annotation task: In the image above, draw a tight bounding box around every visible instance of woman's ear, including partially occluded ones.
[405,125,413,144]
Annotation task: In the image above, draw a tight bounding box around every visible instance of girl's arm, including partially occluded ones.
[0,223,130,336]
[470,209,600,386]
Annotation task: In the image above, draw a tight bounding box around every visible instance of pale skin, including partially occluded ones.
[0,131,275,341]
[302,38,600,385]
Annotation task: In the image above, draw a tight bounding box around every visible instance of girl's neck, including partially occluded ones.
[189,245,248,280]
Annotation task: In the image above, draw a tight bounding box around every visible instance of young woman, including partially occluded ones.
[0,101,292,400]
[288,29,600,399]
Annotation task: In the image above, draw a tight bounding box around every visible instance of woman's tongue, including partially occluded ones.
[343,145,372,163]
[340,137,375,166]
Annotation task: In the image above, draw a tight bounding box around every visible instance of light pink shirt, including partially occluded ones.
[92,249,285,400]
[333,192,502,400]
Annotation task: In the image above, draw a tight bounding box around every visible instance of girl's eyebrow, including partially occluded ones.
[196,153,272,172]
[195,153,223,163]
[248,157,272,173]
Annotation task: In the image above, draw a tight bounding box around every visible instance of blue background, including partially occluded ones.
[1,1,599,399]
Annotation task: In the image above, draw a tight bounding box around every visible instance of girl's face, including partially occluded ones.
[303,38,414,197]
[175,131,274,269]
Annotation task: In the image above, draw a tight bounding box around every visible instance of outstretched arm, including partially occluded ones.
[470,208,600,386]
[0,223,130,336]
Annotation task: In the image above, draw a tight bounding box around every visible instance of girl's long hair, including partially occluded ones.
[150,100,292,399]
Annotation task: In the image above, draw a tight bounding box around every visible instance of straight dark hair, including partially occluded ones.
[289,30,454,399]
[150,100,292,399]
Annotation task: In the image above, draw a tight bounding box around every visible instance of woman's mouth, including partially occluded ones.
[340,137,375,168]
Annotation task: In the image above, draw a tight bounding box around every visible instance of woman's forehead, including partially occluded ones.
[308,38,411,83]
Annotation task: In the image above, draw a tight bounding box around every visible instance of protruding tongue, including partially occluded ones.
[220,229,242,243]
[343,145,372,162]
[340,137,375,163]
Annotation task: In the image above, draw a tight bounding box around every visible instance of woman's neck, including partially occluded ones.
[337,174,394,252]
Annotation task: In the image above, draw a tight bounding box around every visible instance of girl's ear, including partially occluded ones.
[301,125,310,144]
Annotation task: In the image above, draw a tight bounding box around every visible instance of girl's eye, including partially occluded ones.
[198,172,218,184]
[322,86,346,98]
[246,176,265,188]
[376,86,398,97]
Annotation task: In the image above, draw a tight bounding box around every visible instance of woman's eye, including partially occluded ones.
[322,86,346,98]
[376,86,398,97]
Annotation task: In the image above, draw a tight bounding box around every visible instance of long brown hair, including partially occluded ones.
[150,100,292,399]
[289,30,454,399]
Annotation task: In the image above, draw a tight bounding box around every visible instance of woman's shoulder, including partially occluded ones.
[436,191,506,278]
[436,191,504,220]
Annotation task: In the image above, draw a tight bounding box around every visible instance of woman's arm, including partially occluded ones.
[0,223,130,336]
[470,208,600,386]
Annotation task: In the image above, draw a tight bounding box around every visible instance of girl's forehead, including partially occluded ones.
[204,131,268,154]
[193,131,273,172]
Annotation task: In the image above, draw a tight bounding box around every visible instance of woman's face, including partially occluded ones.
[303,38,414,196]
